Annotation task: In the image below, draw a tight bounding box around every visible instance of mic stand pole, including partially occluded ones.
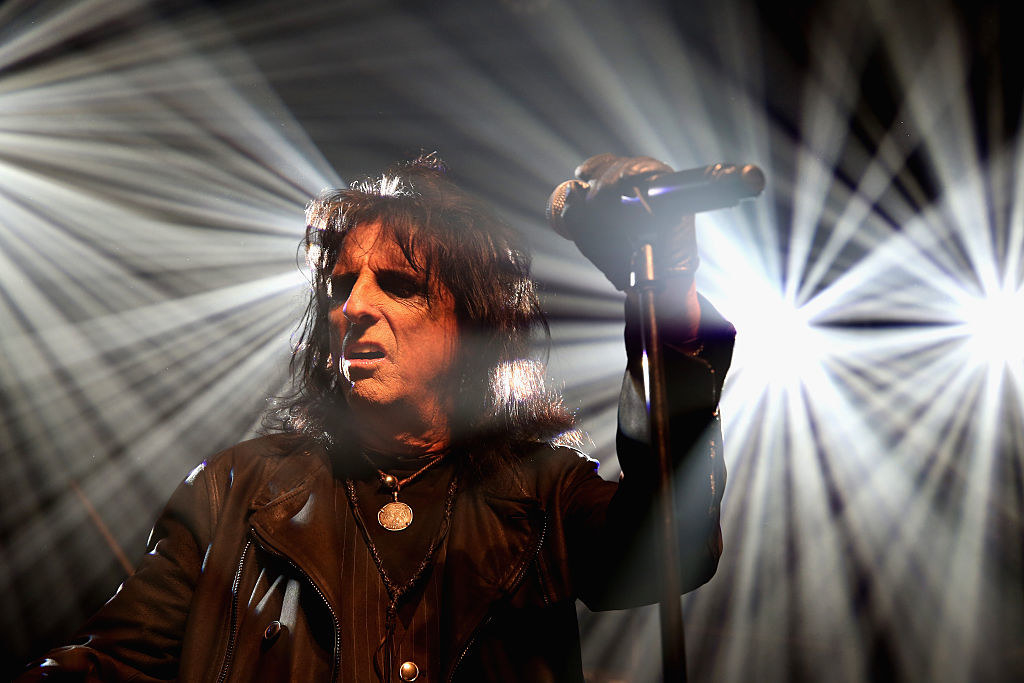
[634,240,688,683]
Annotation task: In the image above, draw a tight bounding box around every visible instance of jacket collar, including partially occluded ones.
[240,439,549,675]
[246,443,344,611]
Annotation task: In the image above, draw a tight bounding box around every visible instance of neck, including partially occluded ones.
[347,402,452,458]
[357,429,450,458]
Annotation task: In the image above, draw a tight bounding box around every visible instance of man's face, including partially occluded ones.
[328,221,459,419]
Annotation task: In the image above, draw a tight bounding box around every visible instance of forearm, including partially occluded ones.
[615,292,732,586]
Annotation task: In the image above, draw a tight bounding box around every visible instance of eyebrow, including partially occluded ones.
[330,264,422,279]
[331,246,422,272]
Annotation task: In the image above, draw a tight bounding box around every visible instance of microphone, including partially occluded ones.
[547,162,765,237]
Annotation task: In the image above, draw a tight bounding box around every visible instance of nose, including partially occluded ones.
[341,273,379,325]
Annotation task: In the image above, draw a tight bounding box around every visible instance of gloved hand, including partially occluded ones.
[554,154,700,291]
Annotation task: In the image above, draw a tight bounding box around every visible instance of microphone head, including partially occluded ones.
[739,164,766,196]
[546,179,588,238]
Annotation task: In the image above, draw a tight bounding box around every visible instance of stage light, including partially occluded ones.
[725,288,824,389]
[0,0,342,662]
[958,287,1024,367]
[3,0,1021,681]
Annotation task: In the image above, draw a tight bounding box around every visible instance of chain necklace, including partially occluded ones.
[361,451,447,531]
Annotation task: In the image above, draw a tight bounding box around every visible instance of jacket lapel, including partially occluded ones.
[239,443,549,681]
[246,447,344,613]
[441,483,546,680]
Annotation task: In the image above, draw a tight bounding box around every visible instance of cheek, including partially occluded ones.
[405,318,457,374]
[327,309,345,353]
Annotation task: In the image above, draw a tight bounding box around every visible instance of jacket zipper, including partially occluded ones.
[447,515,548,683]
[250,532,342,683]
[216,539,251,683]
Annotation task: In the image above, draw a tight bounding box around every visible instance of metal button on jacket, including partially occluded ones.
[399,660,419,681]
[263,620,283,644]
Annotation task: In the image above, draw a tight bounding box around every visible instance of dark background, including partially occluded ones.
[2,0,1022,680]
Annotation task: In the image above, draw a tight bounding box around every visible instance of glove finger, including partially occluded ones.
[588,156,640,201]
[592,156,675,200]
[574,153,619,182]
[598,156,673,190]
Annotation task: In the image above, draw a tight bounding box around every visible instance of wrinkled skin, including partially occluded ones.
[328,221,460,454]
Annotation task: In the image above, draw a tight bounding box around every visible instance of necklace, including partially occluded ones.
[362,452,447,531]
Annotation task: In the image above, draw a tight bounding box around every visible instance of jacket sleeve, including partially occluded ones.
[569,293,734,611]
[16,461,221,682]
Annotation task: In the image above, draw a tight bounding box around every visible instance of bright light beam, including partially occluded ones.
[956,287,1024,367]
[0,0,340,660]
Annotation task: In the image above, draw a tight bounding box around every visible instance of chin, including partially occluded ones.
[342,382,393,411]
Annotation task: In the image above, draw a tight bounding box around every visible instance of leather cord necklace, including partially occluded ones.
[361,452,447,531]
[343,473,459,682]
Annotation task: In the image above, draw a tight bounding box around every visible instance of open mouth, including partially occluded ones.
[343,341,386,362]
[341,346,384,382]
[346,350,385,361]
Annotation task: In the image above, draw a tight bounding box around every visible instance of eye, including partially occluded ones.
[378,271,426,300]
[328,274,355,306]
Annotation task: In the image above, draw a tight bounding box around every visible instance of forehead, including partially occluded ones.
[331,221,416,273]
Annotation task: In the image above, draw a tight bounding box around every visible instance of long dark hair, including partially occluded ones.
[266,154,578,473]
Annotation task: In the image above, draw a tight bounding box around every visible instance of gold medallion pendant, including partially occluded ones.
[365,452,446,532]
[378,501,414,531]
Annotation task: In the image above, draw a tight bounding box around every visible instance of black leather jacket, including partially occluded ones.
[19,299,733,682]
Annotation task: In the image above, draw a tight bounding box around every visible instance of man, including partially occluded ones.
[20,153,733,682]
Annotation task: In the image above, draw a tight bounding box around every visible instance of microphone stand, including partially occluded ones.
[548,163,762,681]
[623,167,764,681]
[633,239,689,683]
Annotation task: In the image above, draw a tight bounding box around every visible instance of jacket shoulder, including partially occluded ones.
[198,432,318,471]
[182,432,327,506]
[508,441,605,496]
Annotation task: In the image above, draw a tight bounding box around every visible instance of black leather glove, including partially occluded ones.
[555,153,700,291]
